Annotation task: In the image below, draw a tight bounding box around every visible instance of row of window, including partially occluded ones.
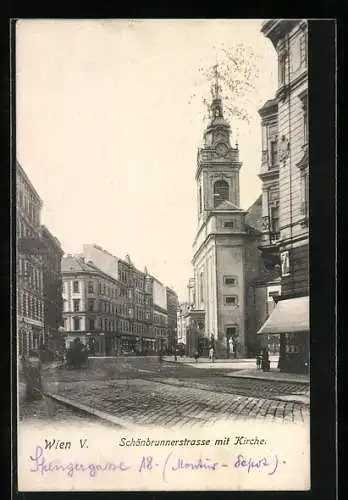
[153,313,167,326]
[17,188,40,227]
[65,298,145,318]
[18,257,43,291]
[69,279,143,301]
[154,327,167,338]
[17,217,40,241]
[18,292,44,322]
[67,316,152,335]
[119,270,145,290]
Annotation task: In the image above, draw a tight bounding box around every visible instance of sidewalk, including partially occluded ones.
[163,356,309,385]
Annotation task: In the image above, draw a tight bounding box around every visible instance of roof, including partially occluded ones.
[61,256,100,274]
[214,200,244,211]
[245,195,263,233]
[61,255,122,283]
[258,98,278,116]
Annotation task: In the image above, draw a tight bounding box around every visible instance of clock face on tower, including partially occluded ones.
[215,142,228,157]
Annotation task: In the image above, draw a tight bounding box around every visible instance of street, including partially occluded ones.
[19,356,309,428]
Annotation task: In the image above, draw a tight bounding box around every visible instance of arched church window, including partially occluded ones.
[214,180,229,207]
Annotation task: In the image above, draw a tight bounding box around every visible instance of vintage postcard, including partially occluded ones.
[15,19,311,492]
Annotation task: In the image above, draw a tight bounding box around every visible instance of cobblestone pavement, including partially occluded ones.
[46,378,309,428]
[20,357,309,427]
[18,394,105,425]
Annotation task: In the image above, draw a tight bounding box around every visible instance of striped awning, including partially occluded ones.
[258,296,309,335]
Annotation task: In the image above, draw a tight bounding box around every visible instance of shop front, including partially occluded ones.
[120,335,137,354]
[257,295,309,374]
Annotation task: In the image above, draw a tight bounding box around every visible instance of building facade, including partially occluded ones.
[151,276,168,353]
[256,20,309,373]
[177,302,190,346]
[166,287,179,353]
[39,225,64,351]
[62,255,124,355]
[16,161,64,358]
[16,161,45,356]
[61,244,173,355]
[191,73,267,358]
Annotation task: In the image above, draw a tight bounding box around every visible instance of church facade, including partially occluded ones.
[190,77,267,358]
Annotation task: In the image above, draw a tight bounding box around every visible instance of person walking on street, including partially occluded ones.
[209,347,215,363]
[194,350,199,363]
[256,351,262,370]
[261,347,270,372]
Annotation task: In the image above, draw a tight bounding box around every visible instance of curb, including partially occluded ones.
[45,392,136,430]
[217,373,310,386]
[163,360,309,385]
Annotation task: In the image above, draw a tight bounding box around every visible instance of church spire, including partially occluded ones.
[210,63,224,120]
[202,62,231,149]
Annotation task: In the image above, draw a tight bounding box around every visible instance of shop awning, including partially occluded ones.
[257,296,309,335]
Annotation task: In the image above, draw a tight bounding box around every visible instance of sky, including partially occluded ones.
[16,19,277,302]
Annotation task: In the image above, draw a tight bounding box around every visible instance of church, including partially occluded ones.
[188,71,268,359]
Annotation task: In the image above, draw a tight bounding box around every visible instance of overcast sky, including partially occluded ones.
[16,19,277,302]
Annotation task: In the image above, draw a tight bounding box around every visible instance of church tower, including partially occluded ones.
[192,66,249,357]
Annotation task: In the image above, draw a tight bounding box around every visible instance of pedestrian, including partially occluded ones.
[256,352,262,370]
[209,347,215,363]
[194,350,199,363]
[261,347,270,372]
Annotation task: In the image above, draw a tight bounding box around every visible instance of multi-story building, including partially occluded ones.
[166,287,179,353]
[16,161,64,357]
[61,244,172,355]
[39,225,64,351]
[16,161,45,356]
[255,20,309,373]
[61,255,122,355]
[151,276,168,352]
[190,71,267,358]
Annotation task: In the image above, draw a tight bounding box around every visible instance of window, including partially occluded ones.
[63,299,67,312]
[270,206,280,240]
[300,29,307,66]
[73,317,80,331]
[224,296,237,306]
[291,36,301,72]
[279,53,286,85]
[214,180,229,207]
[270,140,278,167]
[300,171,309,219]
[88,299,95,312]
[88,281,94,294]
[89,318,95,331]
[224,276,237,286]
[73,299,80,312]
[73,280,79,293]
[199,186,202,214]
[224,221,234,229]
